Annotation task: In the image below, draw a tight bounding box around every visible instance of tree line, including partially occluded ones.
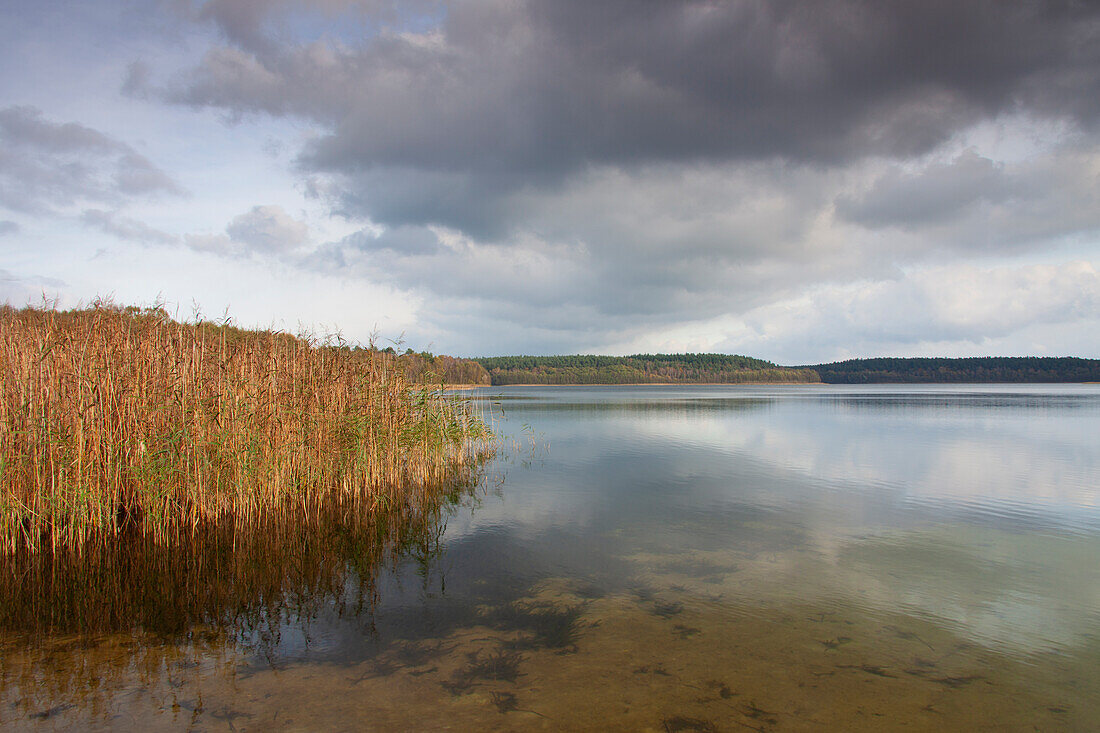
[369,350,1100,387]
[803,356,1100,383]
[474,354,819,385]
[469,353,1100,385]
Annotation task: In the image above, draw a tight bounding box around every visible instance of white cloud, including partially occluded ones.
[225,204,309,253]
[0,268,67,307]
[179,204,311,259]
[0,106,183,215]
[81,209,178,245]
[713,260,1100,363]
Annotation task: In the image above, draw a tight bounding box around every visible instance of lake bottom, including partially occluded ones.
[4,554,1094,731]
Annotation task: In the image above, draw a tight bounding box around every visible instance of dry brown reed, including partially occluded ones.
[0,301,491,554]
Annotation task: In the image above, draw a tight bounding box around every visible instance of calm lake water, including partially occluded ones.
[3,384,1100,731]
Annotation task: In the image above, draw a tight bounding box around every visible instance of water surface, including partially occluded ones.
[3,384,1099,730]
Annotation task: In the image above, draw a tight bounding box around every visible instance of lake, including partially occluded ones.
[3,384,1099,730]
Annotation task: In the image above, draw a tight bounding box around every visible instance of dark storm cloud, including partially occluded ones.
[164,0,1100,258]
[836,146,1100,247]
[836,151,1017,228]
[346,225,442,256]
[0,106,184,214]
[177,0,1100,174]
[324,168,538,241]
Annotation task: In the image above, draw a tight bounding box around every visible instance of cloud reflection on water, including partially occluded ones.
[464,385,1100,654]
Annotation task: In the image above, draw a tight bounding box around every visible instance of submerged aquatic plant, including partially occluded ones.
[0,301,493,554]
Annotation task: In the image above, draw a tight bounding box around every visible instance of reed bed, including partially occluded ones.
[0,302,492,554]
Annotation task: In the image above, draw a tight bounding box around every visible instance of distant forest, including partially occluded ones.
[474,354,819,385]
[386,351,1100,386]
[470,354,1100,385]
[803,357,1100,384]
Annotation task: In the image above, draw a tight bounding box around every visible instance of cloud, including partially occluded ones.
[308,161,851,330]
[81,209,178,245]
[164,0,1100,253]
[836,151,1016,228]
[80,201,310,261]
[173,0,1100,174]
[135,1,1100,356]
[0,268,67,306]
[225,204,309,253]
[183,204,311,258]
[0,220,18,235]
[0,106,184,215]
[121,60,153,99]
[303,143,1100,356]
[834,144,1100,256]
[184,232,236,255]
[718,260,1100,363]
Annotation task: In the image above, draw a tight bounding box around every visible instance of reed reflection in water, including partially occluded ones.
[0,468,483,726]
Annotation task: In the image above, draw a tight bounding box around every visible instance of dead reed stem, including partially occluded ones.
[0,301,492,554]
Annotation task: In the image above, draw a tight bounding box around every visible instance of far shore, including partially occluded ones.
[460,381,1100,387]
[471,381,821,387]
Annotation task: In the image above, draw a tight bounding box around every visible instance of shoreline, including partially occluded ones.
[467,381,1100,387]
[478,381,821,387]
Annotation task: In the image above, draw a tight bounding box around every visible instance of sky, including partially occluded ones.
[2,0,1100,363]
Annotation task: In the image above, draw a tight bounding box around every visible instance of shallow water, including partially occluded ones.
[3,384,1100,731]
